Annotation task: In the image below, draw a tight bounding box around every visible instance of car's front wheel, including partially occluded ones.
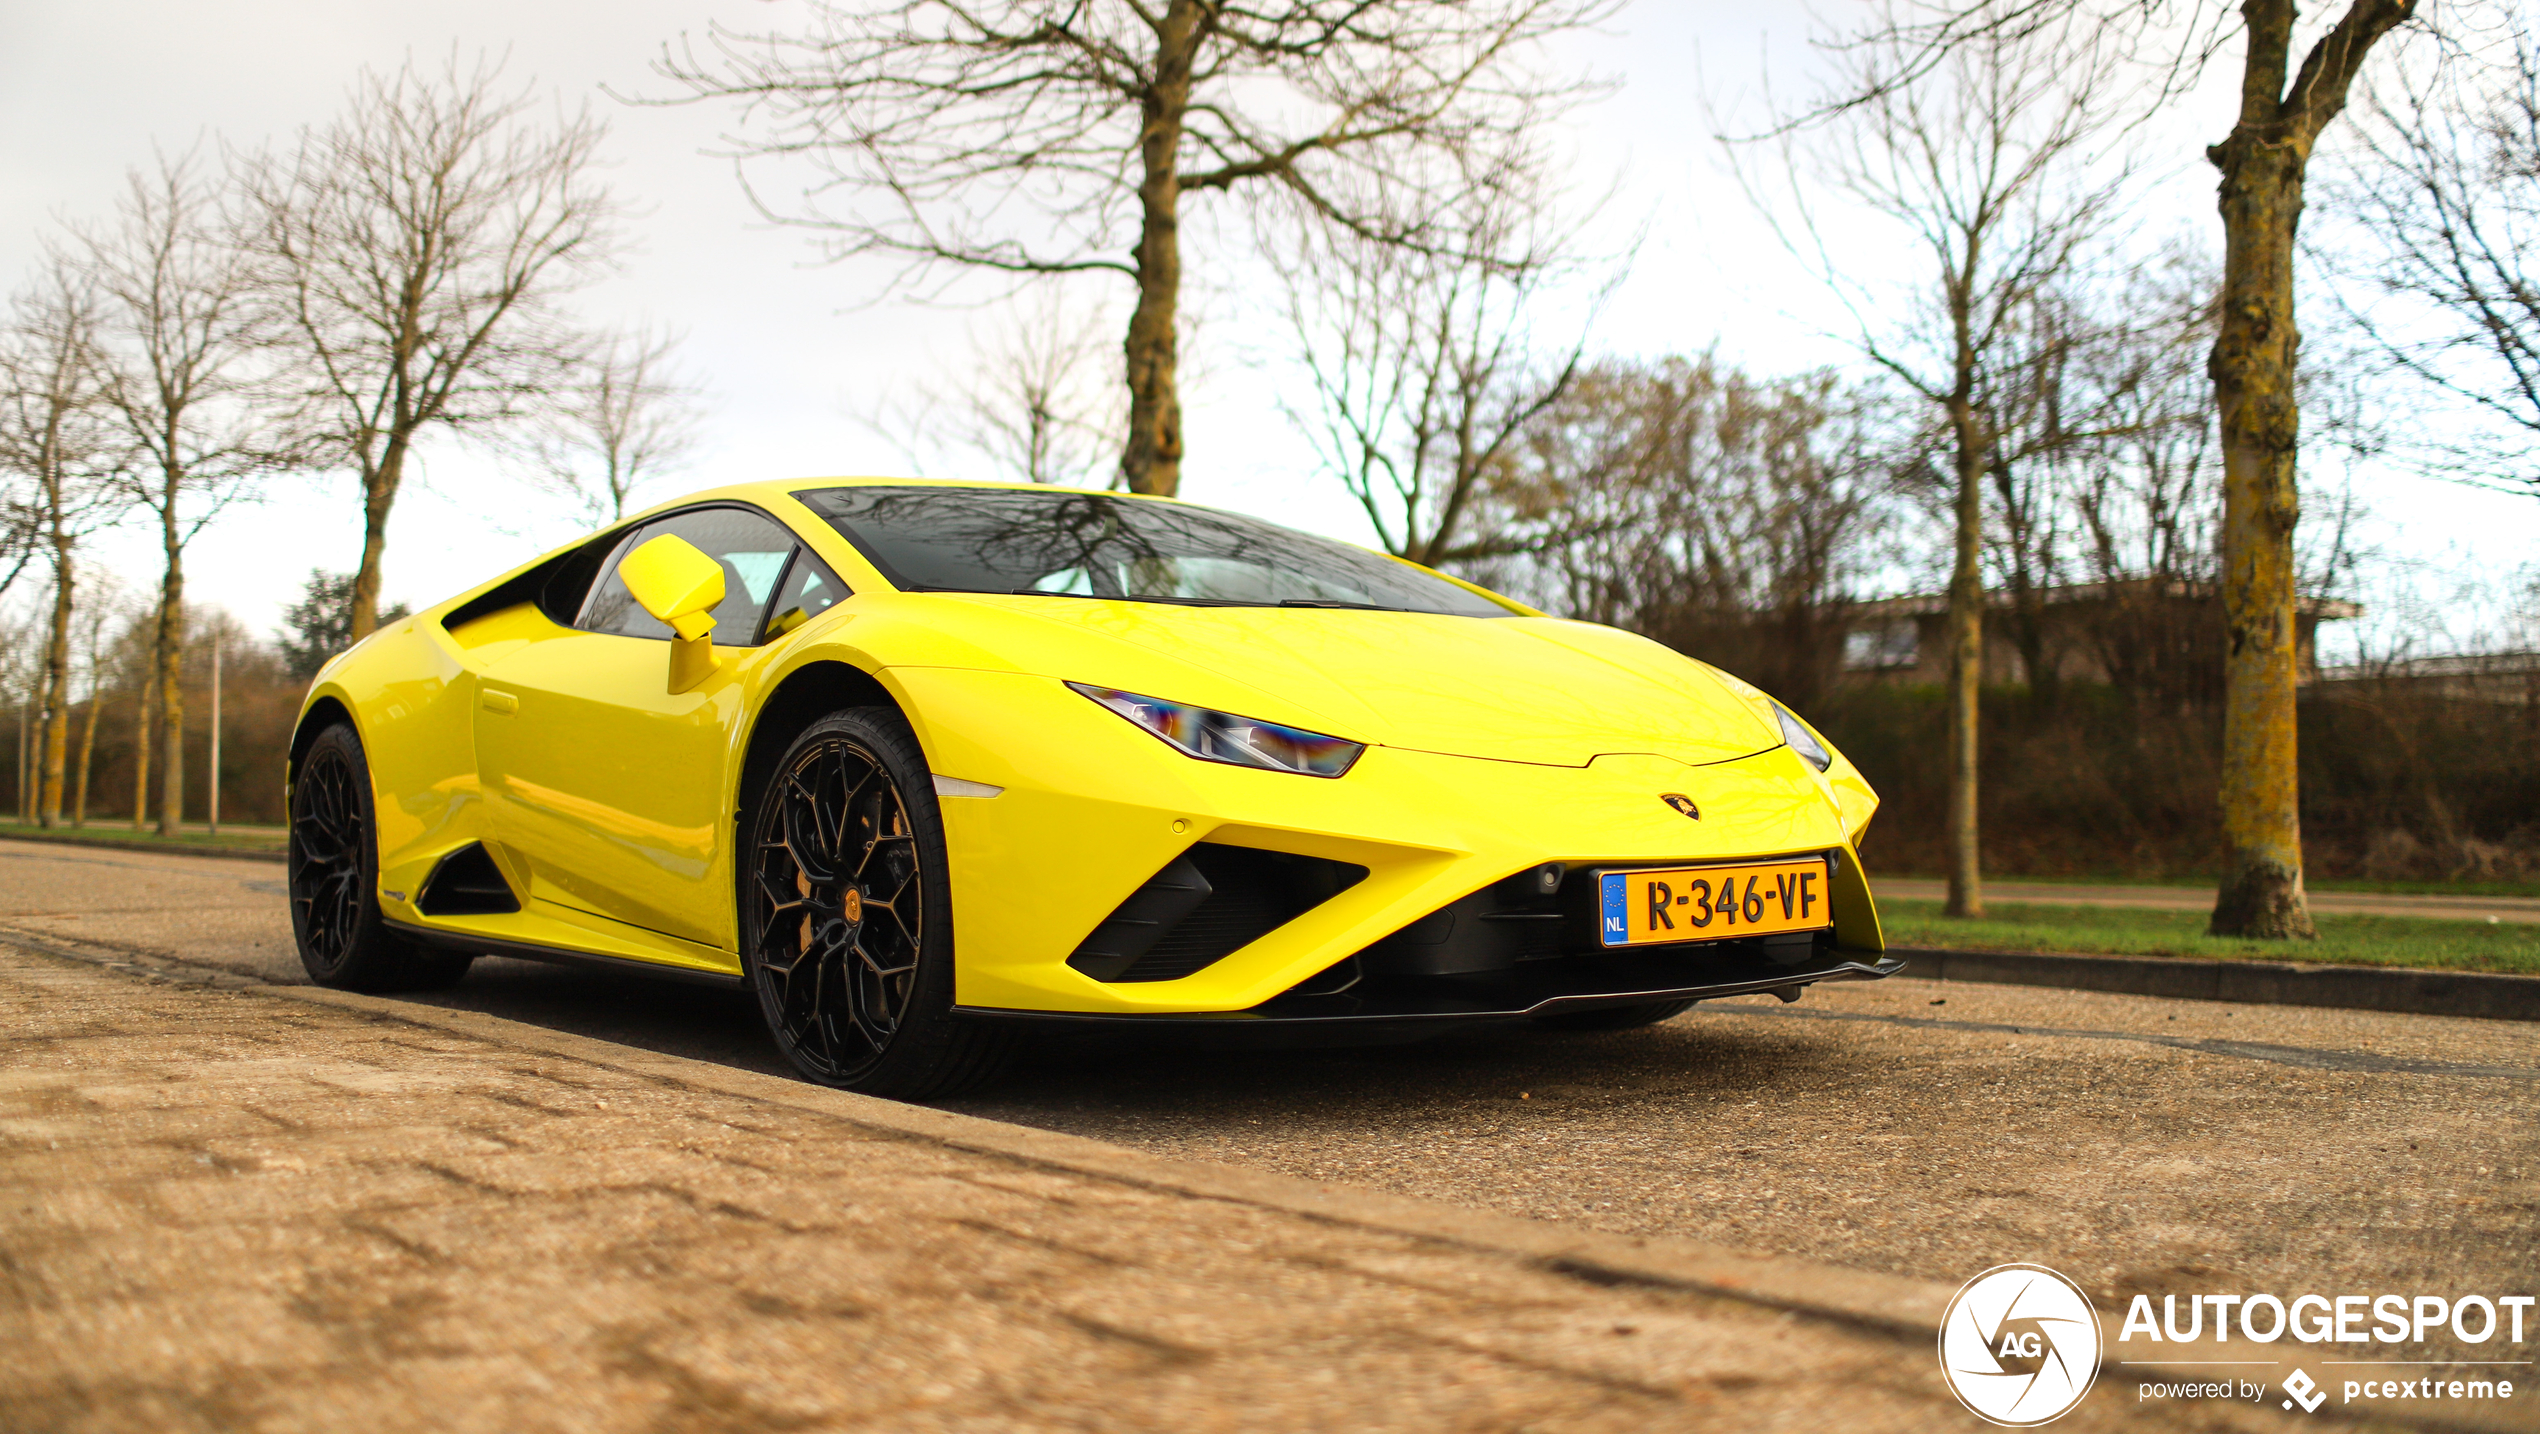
[741,709,1016,1098]
[288,723,474,992]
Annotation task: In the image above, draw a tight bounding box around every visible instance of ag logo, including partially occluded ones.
[1939,1264,2102,1426]
[1659,793,1701,819]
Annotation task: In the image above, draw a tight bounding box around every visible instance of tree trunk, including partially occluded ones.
[2011,584,2058,710]
[1944,402,1987,919]
[2197,0,2411,935]
[156,510,187,838]
[1117,1,1198,498]
[347,434,407,641]
[132,670,155,832]
[72,687,97,827]
[39,545,75,830]
[2206,122,2315,939]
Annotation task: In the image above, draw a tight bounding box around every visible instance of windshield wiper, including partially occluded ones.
[1277,598,1398,611]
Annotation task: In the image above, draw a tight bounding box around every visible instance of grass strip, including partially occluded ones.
[1879,898,2540,977]
[0,822,285,856]
[2305,877,2540,899]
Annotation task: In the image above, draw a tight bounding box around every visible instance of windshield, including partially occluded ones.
[794,485,1510,618]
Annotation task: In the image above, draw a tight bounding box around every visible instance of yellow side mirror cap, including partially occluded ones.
[618,534,725,641]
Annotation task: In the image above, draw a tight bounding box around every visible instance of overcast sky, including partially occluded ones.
[3,0,2531,655]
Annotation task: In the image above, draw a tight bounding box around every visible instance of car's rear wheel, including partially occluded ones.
[289,724,474,992]
[1533,998,1697,1031]
[741,709,1016,1098]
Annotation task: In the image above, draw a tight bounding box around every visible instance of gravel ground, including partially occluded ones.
[5,836,2533,1367]
[949,978,2540,1348]
[13,946,2079,1433]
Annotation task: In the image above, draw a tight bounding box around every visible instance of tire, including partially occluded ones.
[288,724,475,993]
[1533,999,1698,1032]
[739,708,1017,1099]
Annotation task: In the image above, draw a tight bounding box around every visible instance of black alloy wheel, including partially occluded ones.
[288,724,472,992]
[291,735,366,974]
[743,709,1015,1098]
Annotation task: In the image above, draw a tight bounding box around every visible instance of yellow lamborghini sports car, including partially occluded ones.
[287,479,1894,1096]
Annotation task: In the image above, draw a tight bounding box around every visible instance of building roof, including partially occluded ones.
[2316,651,2540,682]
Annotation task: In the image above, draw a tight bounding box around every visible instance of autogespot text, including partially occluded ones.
[2122,1292,2531,1410]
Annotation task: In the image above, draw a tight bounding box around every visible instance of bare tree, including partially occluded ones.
[1481,355,1903,713]
[0,263,124,828]
[2065,249,2230,705]
[78,151,301,836]
[656,0,1615,498]
[1821,0,2426,937]
[2324,28,2540,494]
[528,325,702,523]
[1735,14,2131,918]
[128,664,156,832]
[0,610,39,823]
[1272,179,1593,565]
[873,288,1128,488]
[243,53,623,640]
[68,571,136,827]
[2198,0,2417,938]
[1976,290,2091,707]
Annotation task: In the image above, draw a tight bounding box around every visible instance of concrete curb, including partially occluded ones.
[18,939,2524,1433]
[0,830,285,863]
[1896,946,2540,1023]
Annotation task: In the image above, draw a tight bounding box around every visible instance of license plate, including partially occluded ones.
[1596,858,1833,948]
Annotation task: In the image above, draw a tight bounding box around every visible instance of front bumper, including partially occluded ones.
[889,665,1887,1016]
[959,949,1908,1042]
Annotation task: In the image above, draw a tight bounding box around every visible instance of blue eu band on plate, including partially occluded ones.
[1597,858,1833,948]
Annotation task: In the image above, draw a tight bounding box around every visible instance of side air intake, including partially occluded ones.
[1069,843,1367,983]
[416,842,520,916]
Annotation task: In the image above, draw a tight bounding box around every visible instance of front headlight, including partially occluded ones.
[1067,683,1364,778]
[1773,701,1833,772]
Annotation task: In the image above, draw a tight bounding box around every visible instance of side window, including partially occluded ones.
[538,532,620,624]
[579,507,799,644]
[761,547,850,640]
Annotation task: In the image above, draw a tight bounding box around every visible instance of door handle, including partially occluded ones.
[480,689,519,716]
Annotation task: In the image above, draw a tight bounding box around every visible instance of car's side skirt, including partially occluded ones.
[384,917,749,990]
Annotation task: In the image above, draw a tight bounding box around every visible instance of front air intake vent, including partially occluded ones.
[1069,843,1367,983]
[416,842,520,916]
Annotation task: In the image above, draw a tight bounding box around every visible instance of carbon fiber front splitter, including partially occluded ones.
[955,950,1907,1044]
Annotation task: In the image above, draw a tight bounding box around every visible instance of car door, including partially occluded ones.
[472,505,813,951]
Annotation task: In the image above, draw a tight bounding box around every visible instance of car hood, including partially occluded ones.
[891,596,1782,768]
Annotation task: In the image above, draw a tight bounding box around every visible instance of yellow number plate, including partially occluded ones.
[1596,858,1833,948]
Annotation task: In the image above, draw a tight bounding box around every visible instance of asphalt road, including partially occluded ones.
[3,837,2532,1358]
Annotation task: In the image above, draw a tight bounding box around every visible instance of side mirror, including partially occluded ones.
[617,534,725,693]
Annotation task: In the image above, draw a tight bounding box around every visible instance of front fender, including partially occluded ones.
[291,615,490,899]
